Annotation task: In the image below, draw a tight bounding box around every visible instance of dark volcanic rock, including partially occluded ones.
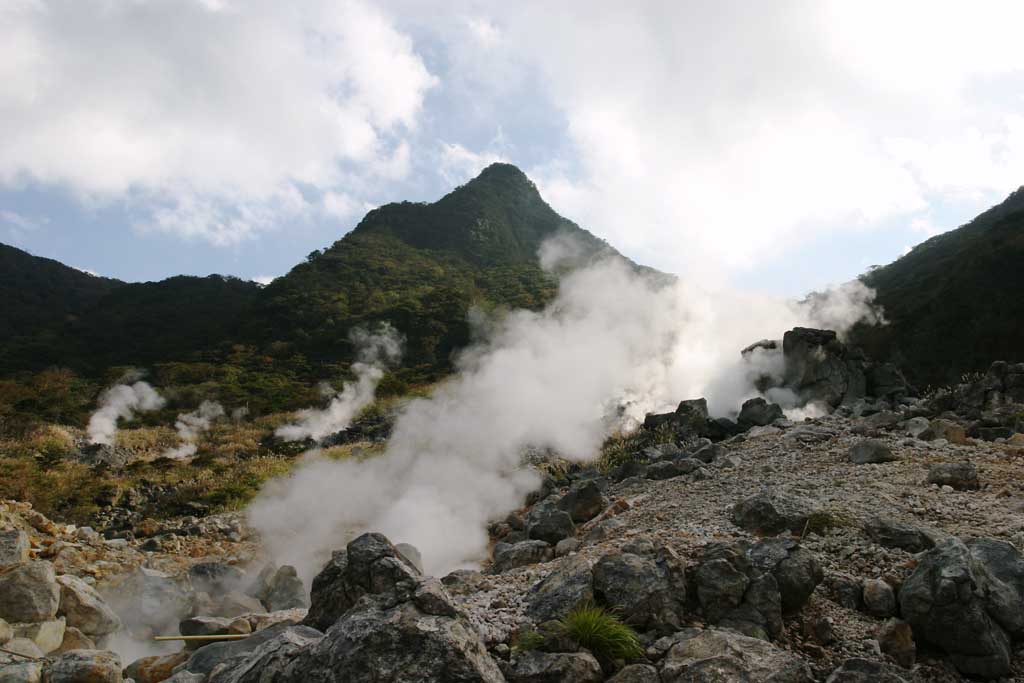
[927,462,979,490]
[731,489,825,536]
[493,540,554,573]
[659,627,812,682]
[592,548,686,633]
[737,397,784,428]
[782,327,866,408]
[505,650,602,683]
[525,555,594,623]
[898,537,1024,677]
[557,480,606,523]
[526,500,576,545]
[302,532,420,632]
[863,516,936,553]
[848,439,897,465]
[825,658,909,682]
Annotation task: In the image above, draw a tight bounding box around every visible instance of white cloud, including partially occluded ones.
[0,0,437,245]
[429,2,1024,279]
[253,275,277,286]
[439,142,506,184]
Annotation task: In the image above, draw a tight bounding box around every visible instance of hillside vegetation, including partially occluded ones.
[853,187,1024,388]
[0,164,621,434]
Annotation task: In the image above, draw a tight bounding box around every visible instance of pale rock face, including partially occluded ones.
[56,575,122,637]
[0,561,60,623]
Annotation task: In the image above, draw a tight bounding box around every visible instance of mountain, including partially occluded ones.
[0,164,632,423]
[248,163,623,372]
[852,187,1024,388]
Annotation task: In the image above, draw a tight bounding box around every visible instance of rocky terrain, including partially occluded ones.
[3,328,1024,682]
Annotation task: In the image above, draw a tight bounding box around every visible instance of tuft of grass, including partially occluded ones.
[556,605,643,661]
[513,630,546,653]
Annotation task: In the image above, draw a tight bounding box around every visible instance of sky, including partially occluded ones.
[1,1,1023,296]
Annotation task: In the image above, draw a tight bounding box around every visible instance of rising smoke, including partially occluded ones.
[161,400,225,459]
[249,242,881,579]
[275,323,404,442]
[87,379,166,445]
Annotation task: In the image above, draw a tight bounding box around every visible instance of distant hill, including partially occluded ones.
[852,187,1024,388]
[0,165,634,422]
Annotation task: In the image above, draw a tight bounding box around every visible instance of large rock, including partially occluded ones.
[592,548,686,633]
[57,575,122,637]
[782,327,865,408]
[898,537,1024,677]
[0,530,29,569]
[506,650,602,683]
[747,539,823,615]
[693,543,779,640]
[0,618,11,644]
[848,439,897,465]
[181,623,321,677]
[557,480,606,524]
[262,565,307,612]
[737,398,784,428]
[301,533,421,632]
[731,489,825,536]
[525,555,594,623]
[861,579,896,618]
[525,501,575,545]
[863,516,936,553]
[927,462,979,490]
[0,561,60,623]
[45,649,122,683]
[11,617,65,654]
[205,625,322,683]
[493,541,553,573]
[660,627,812,682]
[54,627,95,654]
[0,661,43,683]
[124,651,190,683]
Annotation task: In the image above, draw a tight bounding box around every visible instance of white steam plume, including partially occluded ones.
[275,324,403,442]
[250,242,881,579]
[161,400,225,460]
[87,381,166,445]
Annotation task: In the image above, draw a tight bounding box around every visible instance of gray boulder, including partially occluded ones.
[861,579,896,618]
[660,627,812,682]
[182,622,321,677]
[394,544,423,573]
[747,539,823,614]
[526,501,575,545]
[731,489,825,536]
[0,618,10,644]
[493,541,553,573]
[898,537,1023,677]
[0,561,60,623]
[262,565,308,612]
[782,327,865,408]
[863,516,936,553]
[592,548,686,633]
[0,530,29,569]
[693,543,780,640]
[205,624,322,683]
[302,532,421,632]
[189,562,245,594]
[525,555,594,623]
[557,480,606,524]
[506,651,602,683]
[737,398,784,428]
[45,650,122,683]
[824,658,909,682]
[0,661,43,683]
[848,439,897,464]
[56,575,122,637]
[877,618,915,668]
[927,462,979,490]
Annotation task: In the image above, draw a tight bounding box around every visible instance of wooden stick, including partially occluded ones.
[0,646,39,660]
[153,634,251,642]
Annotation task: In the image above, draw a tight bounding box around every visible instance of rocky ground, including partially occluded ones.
[2,332,1024,682]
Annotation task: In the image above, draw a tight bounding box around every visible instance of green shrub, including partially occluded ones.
[513,630,545,653]
[557,605,643,661]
